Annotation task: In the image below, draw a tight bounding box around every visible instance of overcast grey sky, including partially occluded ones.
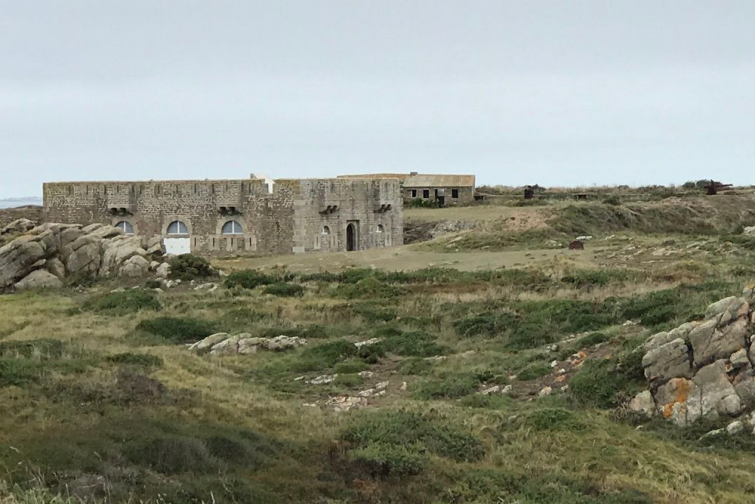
[1,1,754,197]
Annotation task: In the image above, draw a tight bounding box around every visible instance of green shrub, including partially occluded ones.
[342,410,485,463]
[459,394,512,410]
[81,290,161,316]
[351,302,397,322]
[216,308,269,332]
[517,362,552,381]
[578,332,611,347]
[144,279,162,289]
[0,358,39,386]
[382,330,448,357]
[300,339,358,368]
[135,316,217,343]
[169,254,215,281]
[333,360,370,374]
[263,282,305,297]
[333,374,364,388]
[106,352,164,368]
[335,277,405,299]
[570,348,645,408]
[528,408,585,431]
[454,312,516,338]
[397,358,434,375]
[561,269,630,288]
[224,269,274,289]
[0,339,64,359]
[124,436,216,474]
[414,374,478,399]
[348,442,426,476]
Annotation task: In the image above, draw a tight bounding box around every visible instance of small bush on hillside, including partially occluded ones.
[459,394,512,410]
[347,442,426,476]
[561,269,630,289]
[578,332,611,347]
[570,346,645,408]
[333,360,370,374]
[216,308,269,332]
[0,339,64,359]
[351,302,398,322]
[0,358,39,387]
[342,410,485,463]
[398,358,434,375]
[169,254,215,281]
[335,277,405,299]
[81,290,161,316]
[413,373,479,399]
[454,312,515,338]
[224,269,274,289]
[263,282,305,297]
[333,373,364,388]
[517,362,552,381]
[106,352,163,368]
[135,317,217,343]
[381,330,448,357]
[124,436,215,474]
[528,408,586,432]
[300,340,358,368]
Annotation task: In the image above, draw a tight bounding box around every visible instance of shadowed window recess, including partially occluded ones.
[115,221,134,235]
[167,221,189,236]
[221,221,243,235]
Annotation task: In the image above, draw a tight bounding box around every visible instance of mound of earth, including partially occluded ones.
[403,219,476,244]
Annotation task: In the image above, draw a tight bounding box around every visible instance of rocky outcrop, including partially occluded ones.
[632,287,755,426]
[0,218,37,235]
[0,223,167,291]
[189,333,307,355]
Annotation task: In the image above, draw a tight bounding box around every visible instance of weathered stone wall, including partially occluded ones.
[292,178,403,253]
[43,178,403,256]
[403,186,475,206]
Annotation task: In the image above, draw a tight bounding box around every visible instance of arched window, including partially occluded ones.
[322,226,331,235]
[167,221,189,236]
[115,221,134,235]
[376,224,385,233]
[221,221,243,235]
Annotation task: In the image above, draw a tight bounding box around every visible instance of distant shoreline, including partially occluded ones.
[0,197,43,209]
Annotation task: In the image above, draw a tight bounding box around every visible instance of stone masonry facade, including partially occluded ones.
[43,177,403,257]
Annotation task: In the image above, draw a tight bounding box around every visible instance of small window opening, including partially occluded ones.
[115,221,134,235]
[221,221,243,235]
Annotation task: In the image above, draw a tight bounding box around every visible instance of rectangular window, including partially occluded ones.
[423,189,430,199]
[411,189,417,198]
[452,189,459,198]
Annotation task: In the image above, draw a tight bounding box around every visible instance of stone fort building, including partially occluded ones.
[43,177,403,256]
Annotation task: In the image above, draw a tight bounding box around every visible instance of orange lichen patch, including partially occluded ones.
[555,375,567,383]
[661,379,691,419]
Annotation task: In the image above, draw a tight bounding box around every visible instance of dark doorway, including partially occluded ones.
[436,189,445,208]
[346,223,357,251]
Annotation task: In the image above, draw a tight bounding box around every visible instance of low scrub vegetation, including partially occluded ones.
[6,206,755,503]
[79,289,161,316]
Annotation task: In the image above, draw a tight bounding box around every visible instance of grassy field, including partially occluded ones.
[3,195,755,503]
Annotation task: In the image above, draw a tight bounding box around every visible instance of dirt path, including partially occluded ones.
[214,243,599,273]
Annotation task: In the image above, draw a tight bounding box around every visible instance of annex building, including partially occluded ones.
[338,172,476,206]
[43,176,403,256]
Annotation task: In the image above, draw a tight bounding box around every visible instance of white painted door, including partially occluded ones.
[164,238,191,255]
